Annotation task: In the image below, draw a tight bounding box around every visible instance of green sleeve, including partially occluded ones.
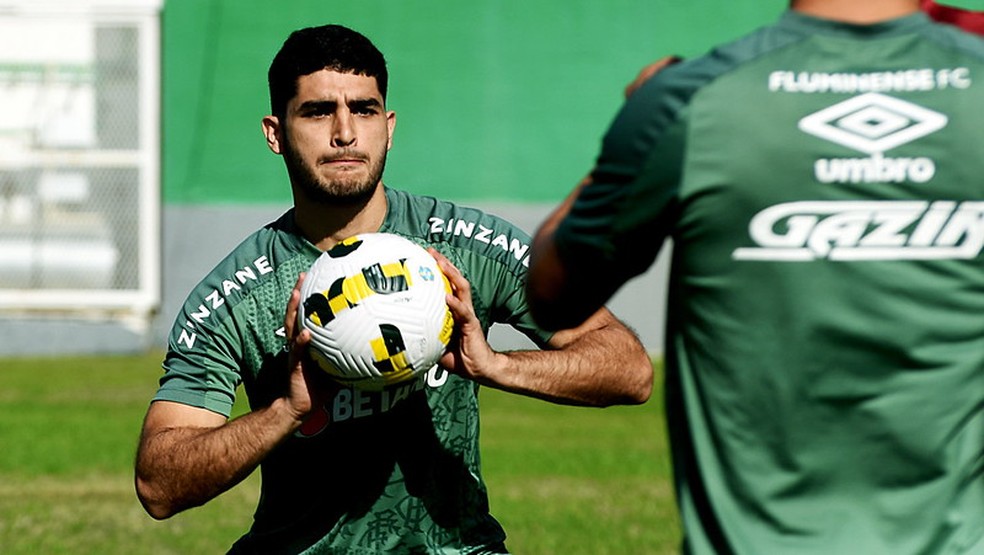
[154,299,243,417]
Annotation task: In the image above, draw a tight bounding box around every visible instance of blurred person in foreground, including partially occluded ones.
[527,0,984,553]
[134,24,653,554]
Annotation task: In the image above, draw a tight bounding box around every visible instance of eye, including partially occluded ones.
[298,102,336,118]
[351,101,381,116]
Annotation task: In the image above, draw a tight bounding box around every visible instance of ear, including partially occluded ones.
[262,115,284,155]
[385,110,396,151]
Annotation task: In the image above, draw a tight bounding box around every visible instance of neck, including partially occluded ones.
[292,184,387,251]
[791,0,920,24]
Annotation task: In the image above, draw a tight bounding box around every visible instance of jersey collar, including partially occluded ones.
[781,9,931,39]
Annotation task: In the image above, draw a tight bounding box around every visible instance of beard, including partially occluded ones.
[282,137,387,206]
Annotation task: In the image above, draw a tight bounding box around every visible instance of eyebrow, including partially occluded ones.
[296,97,383,113]
[349,98,383,111]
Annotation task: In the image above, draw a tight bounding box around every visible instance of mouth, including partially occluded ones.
[321,160,366,174]
[321,152,369,167]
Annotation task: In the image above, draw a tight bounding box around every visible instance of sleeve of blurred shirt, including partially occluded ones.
[922,0,984,35]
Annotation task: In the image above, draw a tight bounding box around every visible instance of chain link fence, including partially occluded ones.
[0,2,160,329]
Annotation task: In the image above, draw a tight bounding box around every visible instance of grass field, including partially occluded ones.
[0,353,679,554]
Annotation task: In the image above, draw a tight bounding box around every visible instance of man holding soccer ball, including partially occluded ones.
[135,24,653,554]
[528,0,984,553]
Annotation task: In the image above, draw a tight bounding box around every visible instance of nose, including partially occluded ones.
[331,112,356,148]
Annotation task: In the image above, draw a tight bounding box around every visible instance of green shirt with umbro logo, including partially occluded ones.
[555,11,984,555]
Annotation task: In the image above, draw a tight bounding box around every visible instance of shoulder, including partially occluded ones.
[599,21,800,162]
[174,210,317,331]
[920,18,984,61]
[624,17,808,123]
[382,187,532,275]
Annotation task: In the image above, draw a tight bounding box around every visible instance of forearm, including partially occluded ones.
[434,246,651,406]
[135,398,302,519]
[478,321,653,407]
[528,178,600,331]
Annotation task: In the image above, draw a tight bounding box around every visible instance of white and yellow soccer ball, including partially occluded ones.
[298,233,454,391]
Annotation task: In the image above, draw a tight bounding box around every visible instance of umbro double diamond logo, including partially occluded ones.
[798,93,948,184]
[799,92,947,154]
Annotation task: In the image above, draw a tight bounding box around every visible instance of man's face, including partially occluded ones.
[266,69,395,205]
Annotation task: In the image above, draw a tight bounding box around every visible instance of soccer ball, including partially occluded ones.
[298,233,454,390]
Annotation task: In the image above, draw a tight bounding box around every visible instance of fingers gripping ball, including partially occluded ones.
[298,233,454,390]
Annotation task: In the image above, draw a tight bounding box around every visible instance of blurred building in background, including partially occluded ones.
[0,0,160,355]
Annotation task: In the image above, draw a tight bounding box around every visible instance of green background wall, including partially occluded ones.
[162,0,790,205]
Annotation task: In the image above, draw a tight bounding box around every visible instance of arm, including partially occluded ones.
[135,275,320,519]
[432,249,652,407]
[525,178,610,331]
[135,398,305,519]
[525,177,580,319]
[530,57,685,331]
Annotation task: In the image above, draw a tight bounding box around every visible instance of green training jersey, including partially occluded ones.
[155,186,551,554]
[554,12,984,555]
